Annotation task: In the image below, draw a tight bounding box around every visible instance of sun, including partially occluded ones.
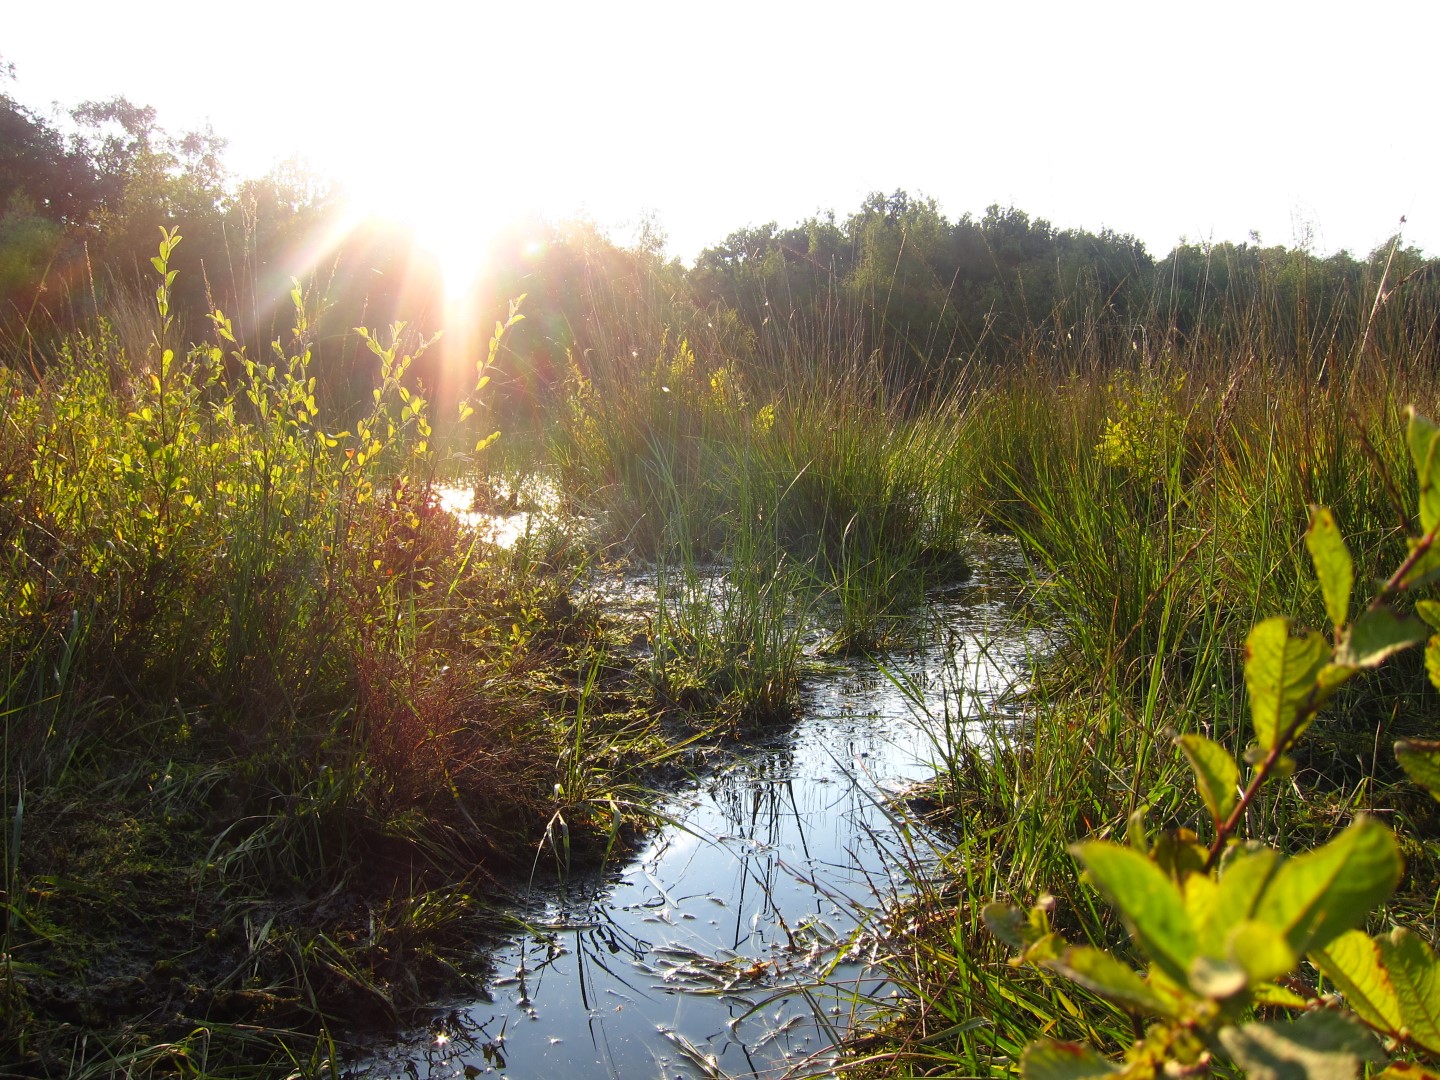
[346,171,510,309]
[409,207,498,307]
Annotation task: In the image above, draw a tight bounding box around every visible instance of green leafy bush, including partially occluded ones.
[988,407,1440,1079]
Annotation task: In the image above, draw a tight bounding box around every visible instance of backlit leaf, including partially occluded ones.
[1226,919,1296,985]
[1183,872,1218,933]
[1198,848,1281,958]
[1244,617,1328,751]
[1417,600,1440,630]
[1251,981,1310,1008]
[1306,505,1353,630]
[1071,841,1196,986]
[1046,946,1174,1016]
[1176,733,1239,827]
[1396,739,1440,801]
[983,903,1030,950]
[1151,828,1206,882]
[1407,407,1440,536]
[1376,926,1440,1055]
[1427,636,1440,692]
[1255,816,1401,956]
[1337,607,1429,670]
[1311,929,1403,1035]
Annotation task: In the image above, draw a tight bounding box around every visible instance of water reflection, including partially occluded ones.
[435,477,562,550]
[359,549,1042,1079]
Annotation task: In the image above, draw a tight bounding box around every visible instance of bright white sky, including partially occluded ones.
[7,0,1438,283]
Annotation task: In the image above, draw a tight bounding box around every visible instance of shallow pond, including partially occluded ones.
[360,532,1042,1080]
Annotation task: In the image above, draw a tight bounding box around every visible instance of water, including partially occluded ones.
[359,529,1041,1079]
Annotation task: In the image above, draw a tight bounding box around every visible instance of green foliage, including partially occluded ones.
[1095,369,1188,483]
[986,409,1440,1079]
[1396,740,1440,801]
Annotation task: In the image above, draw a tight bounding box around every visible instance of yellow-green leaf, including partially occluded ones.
[1046,946,1174,1016]
[1427,636,1440,692]
[1195,848,1279,957]
[1374,1064,1440,1080]
[1244,617,1329,751]
[1377,926,1440,1055]
[1306,506,1353,630]
[1255,816,1401,956]
[1071,840,1196,986]
[1408,407,1440,536]
[1310,929,1404,1036]
[1226,919,1297,985]
[1395,739,1440,801]
[1251,981,1310,1008]
[1176,733,1239,828]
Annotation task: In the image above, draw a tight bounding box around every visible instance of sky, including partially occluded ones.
[7,0,1438,280]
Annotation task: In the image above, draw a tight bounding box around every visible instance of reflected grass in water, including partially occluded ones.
[360,553,1035,1079]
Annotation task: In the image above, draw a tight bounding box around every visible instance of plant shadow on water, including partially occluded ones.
[353,544,1049,1080]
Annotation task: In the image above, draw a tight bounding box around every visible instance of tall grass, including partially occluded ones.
[846,279,1440,1075]
[551,330,976,665]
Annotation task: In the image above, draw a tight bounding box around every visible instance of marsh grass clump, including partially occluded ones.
[554,331,976,673]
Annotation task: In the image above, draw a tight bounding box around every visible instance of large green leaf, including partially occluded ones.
[1311,929,1404,1035]
[1395,739,1440,802]
[1020,1040,1120,1079]
[1218,1011,1379,1080]
[1047,946,1174,1016]
[1226,919,1297,985]
[1416,600,1440,630]
[1176,733,1239,828]
[1183,872,1218,933]
[1426,636,1440,692]
[1255,817,1402,956]
[1244,617,1329,751]
[1306,505,1353,631]
[1377,927,1440,1055]
[1071,840,1196,986]
[1196,848,1280,957]
[1337,608,1430,670]
[1407,407,1440,536]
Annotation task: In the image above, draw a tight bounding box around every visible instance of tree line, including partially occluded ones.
[5,66,1437,417]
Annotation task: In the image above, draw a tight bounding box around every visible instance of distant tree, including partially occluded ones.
[68,96,229,323]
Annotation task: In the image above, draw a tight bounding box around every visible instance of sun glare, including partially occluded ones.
[410,209,497,306]
[345,169,513,311]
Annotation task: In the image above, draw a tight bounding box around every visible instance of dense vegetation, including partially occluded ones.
[3,72,1440,1078]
